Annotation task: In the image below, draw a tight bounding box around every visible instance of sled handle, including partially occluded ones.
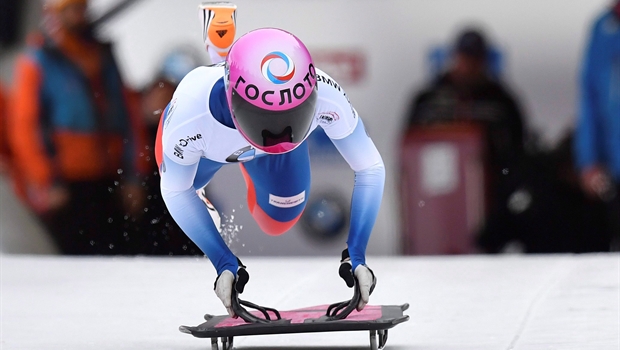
[325,276,362,320]
[231,290,282,324]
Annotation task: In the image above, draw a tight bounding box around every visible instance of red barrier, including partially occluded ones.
[399,124,487,255]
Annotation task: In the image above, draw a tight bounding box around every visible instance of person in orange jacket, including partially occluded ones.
[0,83,27,202]
[9,0,148,254]
[0,84,9,175]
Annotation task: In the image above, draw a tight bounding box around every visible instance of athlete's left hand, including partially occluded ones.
[338,249,377,311]
[354,265,376,311]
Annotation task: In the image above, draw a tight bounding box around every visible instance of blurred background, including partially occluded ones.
[0,0,618,257]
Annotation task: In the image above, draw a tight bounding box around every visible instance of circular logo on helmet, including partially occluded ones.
[261,51,296,84]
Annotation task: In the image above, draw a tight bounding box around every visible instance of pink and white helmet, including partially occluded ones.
[225,28,318,154]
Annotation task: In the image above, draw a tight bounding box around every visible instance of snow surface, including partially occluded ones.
[1,254,618,349]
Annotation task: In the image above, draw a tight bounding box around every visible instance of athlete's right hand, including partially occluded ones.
[214,264,250,317]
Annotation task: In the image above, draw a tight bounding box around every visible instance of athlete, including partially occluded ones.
[156,27,385,318]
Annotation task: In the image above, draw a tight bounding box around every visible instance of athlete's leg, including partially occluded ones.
[239,142,311,235]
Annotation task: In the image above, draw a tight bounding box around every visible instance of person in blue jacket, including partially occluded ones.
[575,1,620,249]
[575,1,620,201]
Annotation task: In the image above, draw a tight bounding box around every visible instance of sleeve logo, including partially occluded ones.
[173,144,184,159]
[318,111,340,125]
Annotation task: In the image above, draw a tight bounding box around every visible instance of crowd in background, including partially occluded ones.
[0,0,618,255]
[1,0,201,255]
[402,1,620,253]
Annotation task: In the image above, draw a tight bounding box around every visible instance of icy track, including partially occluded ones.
[1,254,618,349]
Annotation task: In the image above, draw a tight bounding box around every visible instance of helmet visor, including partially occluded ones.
[231,88,318,153]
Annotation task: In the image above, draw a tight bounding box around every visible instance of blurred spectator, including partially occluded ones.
[574,1,620,246]
[0,83,27,202]
[142,48,202,131]
[406,29,525,176]
[0,83,9,175]
[134,47,203,255]
[477,131,611,253]
[9,0,147,255]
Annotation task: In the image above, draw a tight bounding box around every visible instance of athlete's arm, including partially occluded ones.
[160,157,239,276]
[159,93,238,276]
[331,118,385,272]
[315,69,385,272]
